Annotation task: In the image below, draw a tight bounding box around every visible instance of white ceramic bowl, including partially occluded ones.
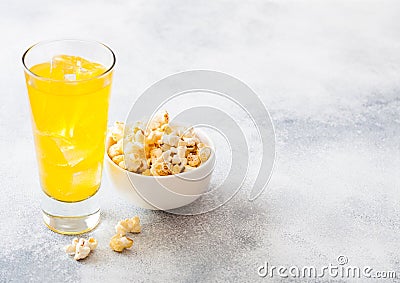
[105,129,215,210]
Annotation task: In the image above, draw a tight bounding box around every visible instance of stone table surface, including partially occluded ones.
[1,0,400,282]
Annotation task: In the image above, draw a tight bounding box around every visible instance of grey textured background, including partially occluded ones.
[1,0,400,282]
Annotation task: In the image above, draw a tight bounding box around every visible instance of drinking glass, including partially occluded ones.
[22,40,115,234]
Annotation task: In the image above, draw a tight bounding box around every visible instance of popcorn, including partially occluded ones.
[87,237,98,250]
[178,140,187,147]
[110,216,141,252]
[172,164,184,174]
[187,153,201,167]
[115,216,141,236]
[107,110,211,176]
[108,142,122,158]
[167,134,180,147]
[109,234,133,252]
[177,146,186,158]
[112,154,124,165]
[64,237,79,255]
[118,160,127,170]
[180,157,188,166]
[110,122,124,142]
[135,130,144,143]
[64,237,97,261]
[160,143,171,152]
[199,147,211,162]
[142,169,151,176]
[183,137,196,147]
[74,245,91,260]
[148,110,169,130]
[125,155,142,172]
[160,124,172,134]
[151,162,172,176]
[171,154,181,165]
[150,148,162,158]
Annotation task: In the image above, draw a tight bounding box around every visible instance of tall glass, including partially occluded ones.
[22,40,115,234]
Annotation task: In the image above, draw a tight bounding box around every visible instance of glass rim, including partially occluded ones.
[22,39,116,83]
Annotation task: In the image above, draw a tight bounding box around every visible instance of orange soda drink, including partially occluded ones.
[23,40,115,234]
[26,55,113,202]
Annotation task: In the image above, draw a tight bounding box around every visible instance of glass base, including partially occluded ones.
[41,191,100,235]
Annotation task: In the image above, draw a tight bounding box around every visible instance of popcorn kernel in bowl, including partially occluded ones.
[107,111,212,176]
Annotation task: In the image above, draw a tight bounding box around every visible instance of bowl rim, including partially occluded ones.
[105,126,215,179]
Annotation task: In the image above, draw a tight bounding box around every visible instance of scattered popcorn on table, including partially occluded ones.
[115,216,141,236]
[109,234,134,252]
[108,110,212,176]
[110,216,142,252]
[64,237,97,261]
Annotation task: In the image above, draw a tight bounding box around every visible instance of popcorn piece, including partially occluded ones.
[142,169,151,176]
[141,159,148,170]
[171,154,181,165]
[131,121,145,134]
[172,164,184,174]
[177,146,187,158]
[124,141,144,155]
[108,142,122,158]
[124,133,135,143]
[161,134,169,145]
[183,137,196,147]
[77,238,88,248]
[174,126,186,135]
[88,237,98,250]
[110,234,133,252]
[118,160,127,170]
[146,131,158,144]
[199,147,211,162]
[125,154,142,172]
[64,237,79,255]
[151,162,171,176]
[160,143,171,152]
[183,127,195,138]
[64,237,97,261]
[180,157,188,166]
[167,135,180,147]
[178,140,187,147]
[187,153,201,167]
[161,150,172,163]
[74,245,91,260]
[150,148,162,158]
[148,110,169,130]
[115,219,130,235]
[129,216,142,233]
[110,122,124,142]
[115,216,142,236]
[160,124,172,134]
[135,130,144,143]
[112,154,124,165]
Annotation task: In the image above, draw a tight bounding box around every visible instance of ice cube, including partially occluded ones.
[72,163,101,187]
[50,55,105,81]
[64,73,76,81]
[51,134,85,167]
[50,55,78,80]
[35,131,68,166]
